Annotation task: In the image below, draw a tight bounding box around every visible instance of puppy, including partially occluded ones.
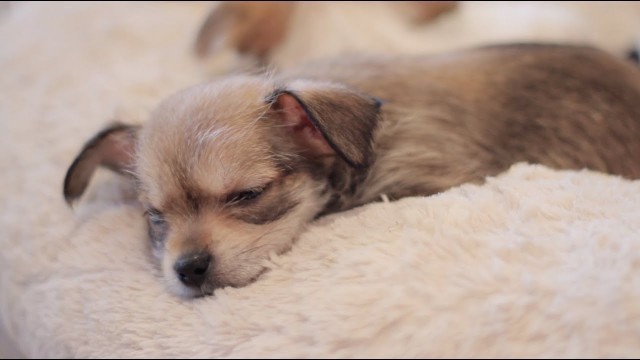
[64,44,640,297]
[194,1,458,62]
[193,2,640,73]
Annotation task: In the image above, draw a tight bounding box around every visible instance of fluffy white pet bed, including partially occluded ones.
[8,163,640,358]
[2,2,640,358]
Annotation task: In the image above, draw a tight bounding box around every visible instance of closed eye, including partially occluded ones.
[226,185,269,205]
[144,207,169,247]
[144,207,166,225]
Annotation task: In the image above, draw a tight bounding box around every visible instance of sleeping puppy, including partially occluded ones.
[63,44,640,297]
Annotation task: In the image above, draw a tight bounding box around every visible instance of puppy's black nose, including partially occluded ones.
[174,251,211,288]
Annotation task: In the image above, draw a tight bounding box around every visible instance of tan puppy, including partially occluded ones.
[64,44,640,297]
[194,1,458,61]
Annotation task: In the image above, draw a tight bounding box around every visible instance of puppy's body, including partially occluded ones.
[65,45,640,296]
[281,44,640,212]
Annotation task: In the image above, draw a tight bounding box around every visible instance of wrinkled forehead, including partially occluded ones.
[136,77,281,201]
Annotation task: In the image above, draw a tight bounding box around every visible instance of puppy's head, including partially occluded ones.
[64,76,381,297]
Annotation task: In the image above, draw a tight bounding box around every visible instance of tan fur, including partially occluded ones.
[195,2,297,59]
[64,45,640,297]
[392,1,458,24]
[281,45,640,205]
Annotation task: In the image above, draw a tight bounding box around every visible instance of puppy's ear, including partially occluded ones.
[268,81,382,168]
[194,1,296,60]
[63,123,138,205]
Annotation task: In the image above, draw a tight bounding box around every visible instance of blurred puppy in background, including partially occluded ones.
[193,1,640,72]
[194,1,458,62]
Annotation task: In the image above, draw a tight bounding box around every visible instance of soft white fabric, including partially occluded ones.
[2,2,640,358]
[7,163,640,358]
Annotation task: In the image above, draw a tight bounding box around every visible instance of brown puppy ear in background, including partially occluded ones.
[194,1,297,61]
[63,123,138,205]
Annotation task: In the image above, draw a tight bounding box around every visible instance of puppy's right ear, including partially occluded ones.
[63,123,138,206]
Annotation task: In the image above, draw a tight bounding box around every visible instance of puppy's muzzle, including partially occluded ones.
[174,251,211,288]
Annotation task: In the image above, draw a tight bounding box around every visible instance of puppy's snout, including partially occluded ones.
[174,251,211,288]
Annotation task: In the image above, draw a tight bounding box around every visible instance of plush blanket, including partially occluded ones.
[1,2,640,358]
